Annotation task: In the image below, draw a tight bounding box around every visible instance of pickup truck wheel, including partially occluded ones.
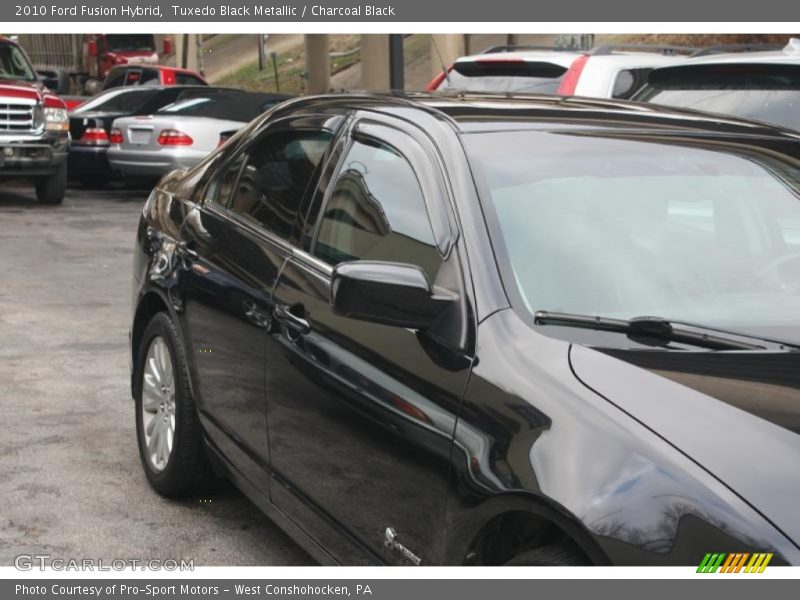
[35,163,66,205]
[134,312,219,497]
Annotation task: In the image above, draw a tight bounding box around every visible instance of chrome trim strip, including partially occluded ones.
[292,247,334,278]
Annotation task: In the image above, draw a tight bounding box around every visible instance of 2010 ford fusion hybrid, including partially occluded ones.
[130,92,800,566]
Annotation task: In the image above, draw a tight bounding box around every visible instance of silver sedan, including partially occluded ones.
[108,90,287,177]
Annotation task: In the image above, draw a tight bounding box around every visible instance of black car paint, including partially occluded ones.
[131,93,800,566]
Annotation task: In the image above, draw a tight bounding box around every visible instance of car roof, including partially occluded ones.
[663,38,800,67]
[454,47,690,69]
[278,91,800,141]
[107,64,204,76]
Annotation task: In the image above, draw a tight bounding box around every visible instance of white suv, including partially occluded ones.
[426,44,692,99]
[632,39,800,131]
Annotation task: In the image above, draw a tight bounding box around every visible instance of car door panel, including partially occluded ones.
[178,114,342,496]
[265,119,474,564]
[267,257,469,564]
[179,204,288,494]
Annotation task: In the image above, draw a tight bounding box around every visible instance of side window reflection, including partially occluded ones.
[314,138,440,282]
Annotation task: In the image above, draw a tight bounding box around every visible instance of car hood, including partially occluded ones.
[570,344,800,545]
[0,81,42,100]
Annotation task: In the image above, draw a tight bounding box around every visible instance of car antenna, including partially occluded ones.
[431,36,453,88]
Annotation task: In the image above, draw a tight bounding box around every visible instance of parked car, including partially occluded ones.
[632,38,800,131]
[102,64,207,91]
[108,89,287,178]
[426,44,692,99]
[130,93,800,567]
[0,35,69,204]
[68,85,214,186]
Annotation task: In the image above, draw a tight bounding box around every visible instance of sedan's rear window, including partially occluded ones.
[437,60,568,93]
[637,64,800,130]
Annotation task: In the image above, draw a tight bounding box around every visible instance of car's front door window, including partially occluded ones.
[313,137,441,282]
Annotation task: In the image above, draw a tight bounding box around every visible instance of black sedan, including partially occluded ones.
[130,93,800,566]
[68,85,222,186]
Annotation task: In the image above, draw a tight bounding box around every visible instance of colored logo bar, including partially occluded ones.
[697,552,773,573]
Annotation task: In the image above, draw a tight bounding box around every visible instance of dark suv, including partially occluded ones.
[130,93,800,566]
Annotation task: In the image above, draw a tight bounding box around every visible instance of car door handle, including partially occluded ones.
[273,304,310,335]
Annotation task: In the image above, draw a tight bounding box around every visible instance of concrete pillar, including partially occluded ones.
[185,34,200,72]
[173,34,200,71]
[430,34,465,79]
[360,35,390,91]
[305,34,331,94]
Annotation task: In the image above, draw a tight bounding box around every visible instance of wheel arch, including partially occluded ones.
[448,491,610,566]
[130,286,196,401]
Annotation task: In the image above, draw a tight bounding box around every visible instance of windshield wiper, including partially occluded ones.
[532,311,794,351]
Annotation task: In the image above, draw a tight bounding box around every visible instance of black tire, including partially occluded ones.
[134,312,217,497]
[505,543,590,566]
[53,68,71,95]
[35,163,67,205]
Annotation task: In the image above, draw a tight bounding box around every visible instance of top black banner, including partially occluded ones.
[4,0,799,22]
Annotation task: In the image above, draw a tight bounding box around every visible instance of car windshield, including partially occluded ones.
[637,64,800,131]
[437,60,568,93]
[105,35,156,53]
[0,42,36,82]
[465,130,800,341]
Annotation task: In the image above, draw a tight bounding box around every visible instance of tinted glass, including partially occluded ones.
[104,69,126,89]
[436,61,567,93]
[314,138,440,281]
[175,73,207,86]
[466,131,800,337]
[72,88,157,113]
[638,65,800,130]
[156,90,277,122]
[0,42,36,82]
[611,68,651,99]
[105,35,156,53]
[139,68,160,86]
[227,130,333,239]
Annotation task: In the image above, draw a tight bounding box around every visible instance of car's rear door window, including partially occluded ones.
[225,129,334,240]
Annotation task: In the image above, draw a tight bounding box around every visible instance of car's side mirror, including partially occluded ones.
[330,261,454,330]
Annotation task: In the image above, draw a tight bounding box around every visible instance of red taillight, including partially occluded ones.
[157,129,193,146]
[557,54,590,96]
[424,66,452,91]
[109,128,124,144]
[79,127,110,145]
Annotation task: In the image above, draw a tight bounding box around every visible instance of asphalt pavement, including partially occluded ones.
[0,182,313,566]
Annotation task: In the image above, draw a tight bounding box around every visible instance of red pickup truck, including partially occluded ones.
[0,36,69,204]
